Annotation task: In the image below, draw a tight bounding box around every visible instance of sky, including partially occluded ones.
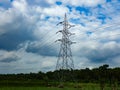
[0,0,120,74]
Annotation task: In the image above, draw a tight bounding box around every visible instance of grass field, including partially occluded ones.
[0,86,120,90]
[0,87,79,90]
[0,83,120,90]
[0,87,99,90]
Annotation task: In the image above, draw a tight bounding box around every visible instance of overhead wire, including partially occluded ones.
[37,23,120,48]
[35,12,120,49]
[92,21,120,33]
[33,33,59,49]
[73,22,120,44]
[88,23,120,41]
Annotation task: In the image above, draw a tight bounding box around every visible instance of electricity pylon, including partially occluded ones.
[55,14,75,82]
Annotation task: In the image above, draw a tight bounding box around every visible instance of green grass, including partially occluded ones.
[0,83,120,90]
[0,87,78,90]
[0,86,120,90]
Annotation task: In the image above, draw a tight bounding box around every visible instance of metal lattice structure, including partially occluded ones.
[56,14,75,82]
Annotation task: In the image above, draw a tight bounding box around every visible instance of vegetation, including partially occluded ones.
[0,85,120,90]
[0,86,101,90]
[0,87,80,90]
[0,64,120,90]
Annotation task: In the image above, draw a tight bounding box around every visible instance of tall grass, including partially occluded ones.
[0,83,120,90]
[0,87,79,90]
[0,86,120,90]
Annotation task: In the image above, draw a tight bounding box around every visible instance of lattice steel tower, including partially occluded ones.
[56,14,75,82]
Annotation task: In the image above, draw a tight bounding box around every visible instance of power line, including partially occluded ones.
[88,33,120,41]
[91,21,120,33]
[36,17,120,50]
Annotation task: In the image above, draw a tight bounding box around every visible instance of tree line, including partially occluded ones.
[0,64,120,86]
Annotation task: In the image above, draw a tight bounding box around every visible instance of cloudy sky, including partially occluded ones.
[0,0,120,74]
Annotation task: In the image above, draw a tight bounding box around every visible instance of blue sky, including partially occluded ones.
[0,0,120,74]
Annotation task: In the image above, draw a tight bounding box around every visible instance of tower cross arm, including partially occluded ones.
[68,40,76,45]
[56,30,62,34]
[56,21,64,26]
[67,24,75,29]
[55,39,62,42]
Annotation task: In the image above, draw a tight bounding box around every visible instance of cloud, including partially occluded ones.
[0,49,57,74]
[0,57,18,63]
[58,0,105,7]
[0,50,19,63]
[43,5,69,16]
[25,41,58,56]
[27,0,51,7]
[86,42,120,63]
[0,0,37,50]
[0,0,120,73]
[12,0,28,13]
[69,0,105,7]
